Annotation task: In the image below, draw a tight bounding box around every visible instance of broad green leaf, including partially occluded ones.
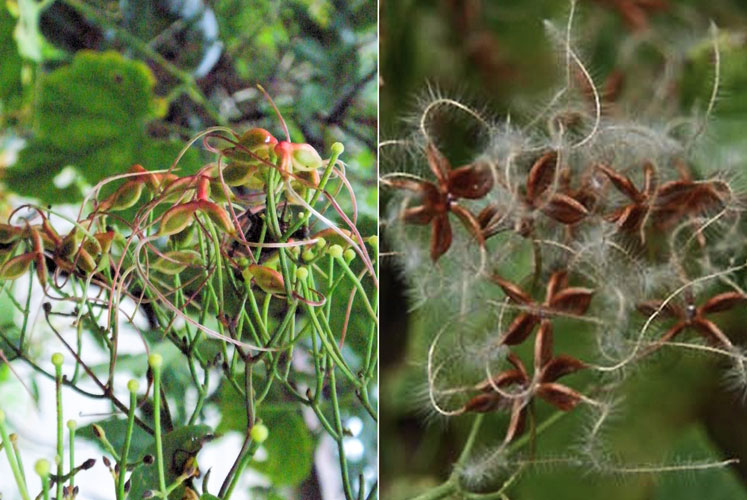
[0,4,23,108]
[654,426,747,500]
[6,51,199,203]
[250,407,314,486]
[216,381,314,487]
[79,417,152,459]
[128,425,215,500]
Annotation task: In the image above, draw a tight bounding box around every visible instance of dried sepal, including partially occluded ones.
[539,355,586,383]
[692,318,732,347]
[526,151,558,202]
[425,143,451,186]
[597,163,641,201]
[540,194,588,224]
[548,287,594,315]
[500,313,540,346]
[489,274,533,304]
[430,214,452,262]
[463,393,503,413]
[536,383,583,411]
[699,292,747,315]
[636,300,682,318]
[534,320,554,371]
[447,163,494,199]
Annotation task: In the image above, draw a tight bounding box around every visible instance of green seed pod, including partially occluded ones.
[74,249,97,274]
[34,458,50,478]
[312,228,353,249]
[196,200,236,235]
[51,352,64,367]
[291,143,323,171]
[328,244,343,259]
[208,178,235,203]
[295,267,309,281]
[81,235,103,257]
[0,252,34,280]
[58,229,81,259]
[239,128,278,151]
[0,224,22,244]
[250,423,269,443]
[148,353,163,369]
[152,250,202,275]
[30,228,47,287]
[243,264,285,295]
[92,423,106,440]
[104,181,144,211]
[94,230,115,256]
[343,248,356,263]
[220,163,257,187]
[170,223,196,248]
[127,379,139,393]
[159,202,199,237]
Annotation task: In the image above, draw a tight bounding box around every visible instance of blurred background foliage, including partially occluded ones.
[0,0,376,498]
[380,0,747,499]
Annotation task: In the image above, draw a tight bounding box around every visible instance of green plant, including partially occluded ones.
[0,96,377,499]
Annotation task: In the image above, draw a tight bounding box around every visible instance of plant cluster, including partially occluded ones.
[0,94,378,500]
[382,8,747,498]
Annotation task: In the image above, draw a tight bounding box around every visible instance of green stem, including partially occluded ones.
[55,363,64,500]
[151,361,168,499]
[222,439,260,500]
[117,389,138,500]
[0,413,30,500]
[68,424,76,490]
[41,475,50,500]
[329,368,354,500]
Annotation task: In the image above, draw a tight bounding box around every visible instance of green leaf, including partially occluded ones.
[201,495,221,500]
[6,51,198,203]
[215,382,314,486]
[79,417,152,459]
[250,407,314,486]
[128,425,215,500]
[654,425,747,500]
[0,4,23,108]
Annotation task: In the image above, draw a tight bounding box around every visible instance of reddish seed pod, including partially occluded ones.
[243,264,285,295]
[196,200,236,235]
[0,252,35,280]
[152,250,202,275]
[102,181,144,212]
[159,202,200,236]
[0,223,23,244]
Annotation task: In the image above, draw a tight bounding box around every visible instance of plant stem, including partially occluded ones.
[0,413,30,500]
[68,424,76,490]
[151,360,168,499]
[55,362,64,500]
[117,390,138,500]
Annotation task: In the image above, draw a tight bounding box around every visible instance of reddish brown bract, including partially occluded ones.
[387,142,495,261]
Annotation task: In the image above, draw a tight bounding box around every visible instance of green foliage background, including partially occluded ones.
[0,0,376,498]
[380,0,747,499]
